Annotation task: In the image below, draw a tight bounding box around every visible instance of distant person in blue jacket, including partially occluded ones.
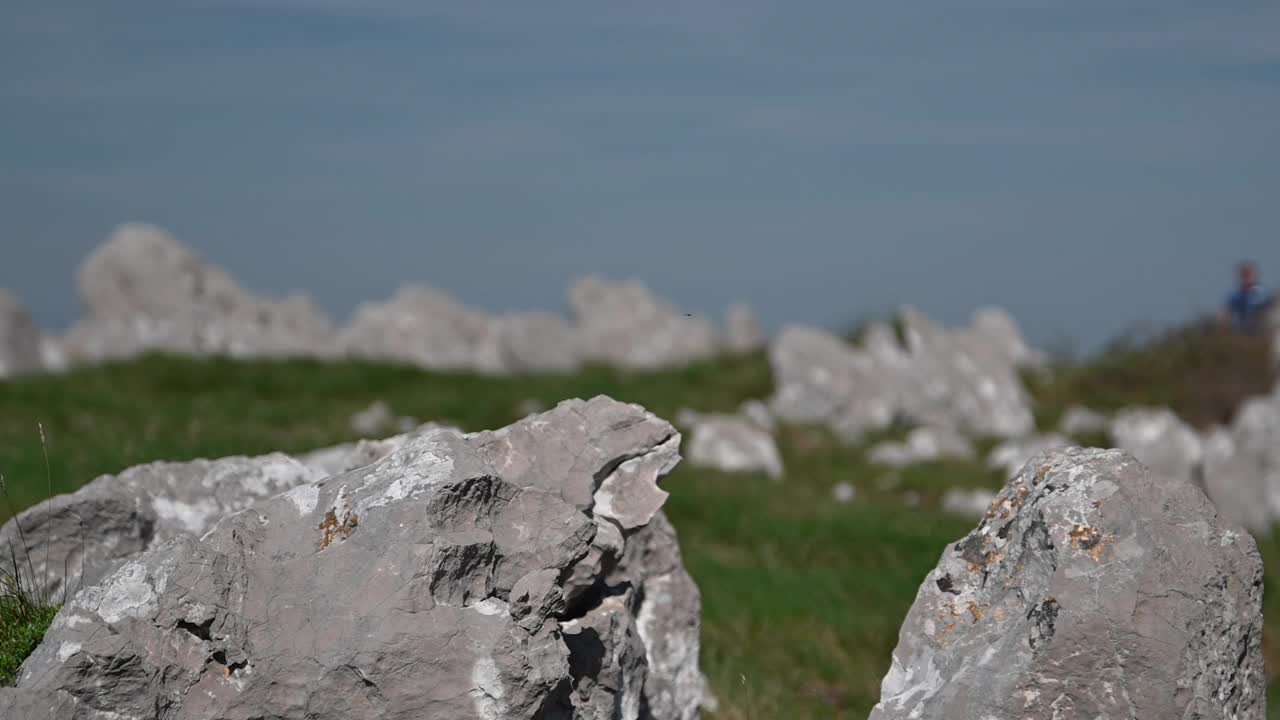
[1220,261,1276,335]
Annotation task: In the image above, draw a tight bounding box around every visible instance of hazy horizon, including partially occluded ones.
[3,1,1277,355]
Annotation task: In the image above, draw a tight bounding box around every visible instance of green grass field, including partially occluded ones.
[1,346,1278,716]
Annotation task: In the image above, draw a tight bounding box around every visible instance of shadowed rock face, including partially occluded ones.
[870,447,1265,720]
[1,396,706,720]
[0,288,46,378]
[62,224,337,362]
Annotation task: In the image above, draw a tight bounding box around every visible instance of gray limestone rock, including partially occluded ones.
[498,310,584,373]
[1109,406,1204,486]
[767,308,1037,443]
[868,427,976,468]
[0,288,46,378]
[5,397,706,720]
[871,447,1265,719]
[1195,387,1280,533]
[896,307,1035,438]
[1059,404,1110,436]
[966,306,1048,370]
[987,433,1072,479]
[339,284,506,372]
[767,325,896,439]
[939,488,997,518]
[569,276,719,370]
[0,453,326,602]
[677,408,783,479]
[62,223,338,362]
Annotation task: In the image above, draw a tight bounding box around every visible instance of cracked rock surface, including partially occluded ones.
[870,447,1265,720]
[0,453,327,602]
[1,396,706,720]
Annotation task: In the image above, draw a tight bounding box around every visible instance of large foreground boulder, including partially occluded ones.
[2,397,706,720]
[62,224,338,362]
[570,277,718,370]
[0,288,46,377]
[870,447,1264,719]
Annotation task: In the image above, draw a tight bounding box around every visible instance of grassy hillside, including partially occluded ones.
[0,345,1277,716]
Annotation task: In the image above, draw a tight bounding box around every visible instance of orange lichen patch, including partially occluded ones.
[319,507,359,549]
[993,608,1006,620]
[966,603,989,622]
[1068,524,1114,561]
[937,621,959,644]
[1035,464,1051,481]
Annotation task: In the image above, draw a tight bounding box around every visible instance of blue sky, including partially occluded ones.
[2,0,1277,353]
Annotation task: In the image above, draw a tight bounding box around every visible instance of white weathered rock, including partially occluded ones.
[0,288,46,378]
[1110,406,1204,486]
[832,482,856,504]
[768,308,1037,442]
[965,306,1048,369]
[569,276,719,370]
[2,397,707,720]
[496,310,583,373]
[895,307,1035,438]
[987,433,1071,478]
[1058,404,1109,436]
[63,224,337,362]
[868,427,976,467]
[1194,387,1280,533]
[767,325,896,440]
[872,447,1264,719]
[339,284,505,372]
[348,400,419,438]
[679,409,783,479]
[939,487,996,517]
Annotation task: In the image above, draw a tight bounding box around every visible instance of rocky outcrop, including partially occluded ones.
[871,447,1264,719]
[1196,387,1280,533]
[676,405,783,479]
[1109,407,1204,486]
[497,311,584,373]
[0,288,46,378]
[62,224,337,363]
[868,427,975,467]
[768,308,1037,442]
[893,308,1035,438]
[966,306,1048,370]
[569,276,719,371]
[768,325,897,440]
[1058,404,1109,436]
[3,397,706,720]
[987,433,1071,479]
[339,285,506,372]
